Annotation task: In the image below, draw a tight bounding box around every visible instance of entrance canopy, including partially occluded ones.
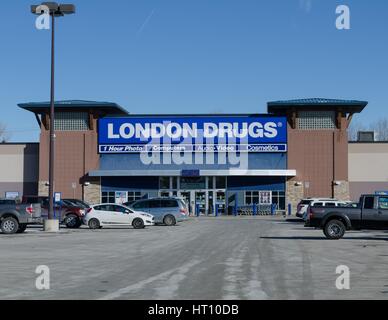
[88,169,296,177]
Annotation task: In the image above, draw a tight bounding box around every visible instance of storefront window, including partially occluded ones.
[159,177,170,189]
[172,177,178,190]
[245,190,284,210]
[279,197,285,210]
[101,191,115,203]
[102,191,143,204]
[216,191,225,202]
[245,191,259,205]
[215,177,226,189]
[271,191,285,211]
[208,177,213,189]
[158,176,225,191]
[180,177,206,189]
[160,191,170,197]
[127,191,143,202]
[115,191,128,204]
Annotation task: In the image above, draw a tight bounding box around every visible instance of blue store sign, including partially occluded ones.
[98,116,287,153]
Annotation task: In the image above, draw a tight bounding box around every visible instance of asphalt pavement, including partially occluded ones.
[1,216,388,300]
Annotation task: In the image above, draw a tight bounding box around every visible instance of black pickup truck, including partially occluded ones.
[305,194,388,239]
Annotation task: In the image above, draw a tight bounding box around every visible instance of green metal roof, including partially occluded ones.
[18,100,129,115]
[268,98,368,106]
[267,98,368,113]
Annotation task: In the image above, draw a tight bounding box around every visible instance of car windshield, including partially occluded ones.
[64,199,90,208]
[79,201,90,208]
[62,200,75,206]
[132,200,150,209]
[379,197,388,209]
[301,200,312,205]
[124,201,136,207]
[177,199,187,209]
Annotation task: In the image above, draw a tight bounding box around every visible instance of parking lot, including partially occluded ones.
[1,216,388,300]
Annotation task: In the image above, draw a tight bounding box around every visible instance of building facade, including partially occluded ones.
[11,98,387,214]
[0,143,39,198]
[18,100,128,201]
[348,142,388,200]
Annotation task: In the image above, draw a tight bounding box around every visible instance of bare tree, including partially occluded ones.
[348,117,388,141]
[348,120,367,141]
[372,118,388,141]
[0,123,10,143]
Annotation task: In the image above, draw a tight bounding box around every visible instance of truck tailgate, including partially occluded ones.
[31,203,42,218]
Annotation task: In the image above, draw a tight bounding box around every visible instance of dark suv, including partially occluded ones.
[128,198,188,226]
[22,196,86,228]
[63,199,90,209]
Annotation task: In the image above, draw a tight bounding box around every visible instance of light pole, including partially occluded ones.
[31,2,75,231]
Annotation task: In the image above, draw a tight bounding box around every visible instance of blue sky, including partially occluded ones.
[1,0,387,142]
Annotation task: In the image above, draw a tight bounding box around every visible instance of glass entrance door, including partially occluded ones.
[178,190,228,216]
[179,191,192,215]
[195,191,207,216]
[215,191,226,215]
[178,190,209,216]
[208,191,214,216]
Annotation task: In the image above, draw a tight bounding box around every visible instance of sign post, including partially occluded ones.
[54,192,61,219]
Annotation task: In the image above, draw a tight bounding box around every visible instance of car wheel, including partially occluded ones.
[324,220,346,240]
[163,215,176,226]
[16,224,27,234]
[1,217,19,234]
[88,218,100,230]
[132,218,145,229]
[65,214,81,229]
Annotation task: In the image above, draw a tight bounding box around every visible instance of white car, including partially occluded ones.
[296,198,339,218]
[83,204,154,229]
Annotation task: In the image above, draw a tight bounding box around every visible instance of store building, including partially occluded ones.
[349,141,388,200]
[0,143,39,198]
[15,97,386,215]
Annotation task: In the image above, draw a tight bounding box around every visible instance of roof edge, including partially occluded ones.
[18,100,129,115]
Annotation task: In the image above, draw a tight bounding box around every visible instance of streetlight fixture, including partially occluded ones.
[31,2,75,231]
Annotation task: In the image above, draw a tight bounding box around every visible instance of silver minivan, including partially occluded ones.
[129,198,188,226]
